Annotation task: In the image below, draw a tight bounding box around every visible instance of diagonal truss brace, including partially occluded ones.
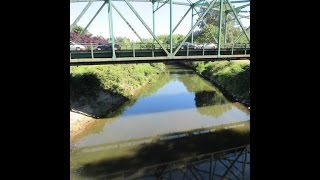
[112,4,143,42]
[192,5,218,43]
[70,0,94,32]
[123,0,170,55]
[173,0,218,55]
[154,0,170,12]
[233,26,250,43]
[164,6,192,44]
[73,1,107,43]
[225,0,250,42]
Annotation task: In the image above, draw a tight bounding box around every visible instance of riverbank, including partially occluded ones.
[180,60,250,106]
[70,63,167,142]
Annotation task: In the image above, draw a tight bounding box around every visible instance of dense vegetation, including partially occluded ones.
[182,60,250,105]
[70,25,108,44]
[70,63,167,117]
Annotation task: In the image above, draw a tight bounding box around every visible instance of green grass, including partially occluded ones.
[183,60,250,103]
[70,63,166,99]
[70,63,167,117]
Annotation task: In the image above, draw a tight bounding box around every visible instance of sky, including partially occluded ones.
[70,0,250,41]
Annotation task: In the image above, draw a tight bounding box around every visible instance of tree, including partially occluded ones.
[194,25,218,43]
[115,37,131,45]
[71,25,91,36]
[153,34,185,45]
[70,25,108,44]
[194,3,250,44]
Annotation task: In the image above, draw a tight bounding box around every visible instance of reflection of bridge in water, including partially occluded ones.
[71,118,249,179]
[91,145,250,180]
[73,121,248,152]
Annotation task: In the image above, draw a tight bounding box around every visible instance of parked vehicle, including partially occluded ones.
[70,41,86,51]
[96,43,121,51]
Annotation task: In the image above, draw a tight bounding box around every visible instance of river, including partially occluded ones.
[70,64,250,179]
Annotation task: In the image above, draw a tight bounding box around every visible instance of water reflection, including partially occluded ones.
[195,90,228,107]
[177,74,213,93]
[71,64,250,179]
[194,90,233,118]
[72,64,249,146]
[71,122,250,179]
[95,145,250,180]
[104,71,171,118]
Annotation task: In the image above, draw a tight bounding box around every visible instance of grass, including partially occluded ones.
[70,63,167,117]
[182,60,250,104]
[70,63,166,99]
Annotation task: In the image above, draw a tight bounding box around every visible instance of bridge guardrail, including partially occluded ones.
[70,42,250,60]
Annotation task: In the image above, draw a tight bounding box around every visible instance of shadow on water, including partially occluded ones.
[71,122,250,179]
[96,145,250,179]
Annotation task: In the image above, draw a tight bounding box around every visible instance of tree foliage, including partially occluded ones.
[194,25,218,43]
[71,25,91,36]
[70,25,108,44]
[194,3,250,44]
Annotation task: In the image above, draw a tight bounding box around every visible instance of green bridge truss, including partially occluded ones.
[70,0,250,64]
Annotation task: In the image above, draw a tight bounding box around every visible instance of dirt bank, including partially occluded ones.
[70,86,144,143]
[70,63,167,143]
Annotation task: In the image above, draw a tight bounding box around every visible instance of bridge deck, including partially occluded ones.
[70,48,250,65]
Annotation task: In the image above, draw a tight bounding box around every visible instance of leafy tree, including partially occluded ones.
[115,36,131,45]
[194,25,218,43]
[194,3,250,44]
[71,25,91,36]
[70,25,108,44]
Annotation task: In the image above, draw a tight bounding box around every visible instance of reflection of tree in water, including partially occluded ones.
[194,90,232,118]
[196,104,232,118]
[233,102,250,115]
[195,90,227,106]
[105,72,171,118]
[177,74,214,93]
[139,71,170,97]
[171,65,233,118]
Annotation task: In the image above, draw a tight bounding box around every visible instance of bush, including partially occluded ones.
[70,63,167,99]
[182,60,250,103]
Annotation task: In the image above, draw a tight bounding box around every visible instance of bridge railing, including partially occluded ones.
[70,42,250,60]
[70,42,250,51]
[117,43,250,50]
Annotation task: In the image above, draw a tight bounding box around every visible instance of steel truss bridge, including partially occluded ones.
[70,0,250,64]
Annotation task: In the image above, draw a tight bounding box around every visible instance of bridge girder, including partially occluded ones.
[70,0,250,62]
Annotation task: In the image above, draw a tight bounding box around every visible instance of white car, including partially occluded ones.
[70,41,85,51]
[198,43,217,49]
